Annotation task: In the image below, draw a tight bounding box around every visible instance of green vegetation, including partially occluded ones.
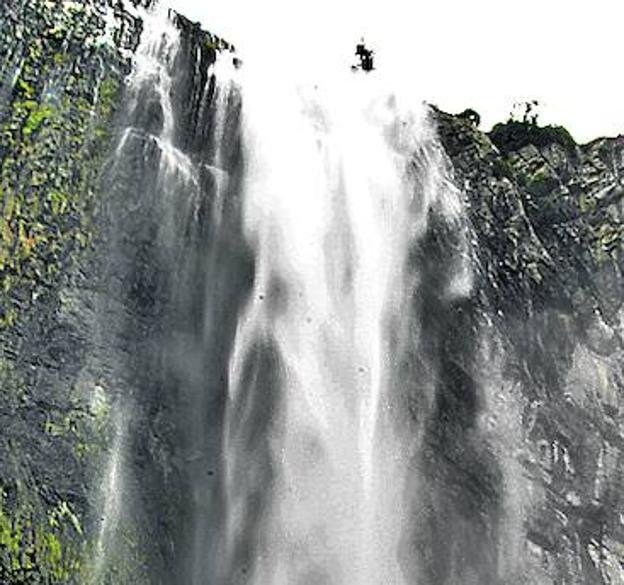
[23,103,56,137]
[0,1,134,581]
[0,490,83,583]
[0,0,127,331]
[488,100,577,158]
[489,120,577,158]
[44,393,112,460]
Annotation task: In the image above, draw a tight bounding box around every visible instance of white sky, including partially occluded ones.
[168,0,623,143]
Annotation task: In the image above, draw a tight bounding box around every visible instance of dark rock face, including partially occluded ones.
[434,110,624,584]
[1,3,623,584]
[0,1,240,582]
[0,1,148,582]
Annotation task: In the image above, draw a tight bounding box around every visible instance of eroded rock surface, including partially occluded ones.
[436,110,624,584]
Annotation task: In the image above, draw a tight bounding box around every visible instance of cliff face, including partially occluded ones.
[436,112,624,584]
[0,1,145,582]
[1,3,623,584]
[0,2,235,582]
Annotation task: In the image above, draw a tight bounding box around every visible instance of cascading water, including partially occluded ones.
[91,7,187,578]
[9,1,624,584]
[221,67,472,584]
[92,5,491,584]
[91,5,245,582]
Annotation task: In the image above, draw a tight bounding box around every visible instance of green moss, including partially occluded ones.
[528,168,548,185]
[0,1,128,331]
[0,2,134,577]
[579,192,597,214]
[44,391,112,463]
[0,491,84,583]
[16,79,36,100]
[23,104,55,137]
[48,191,69,215]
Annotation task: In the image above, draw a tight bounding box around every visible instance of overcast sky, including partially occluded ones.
[168,0,623,143]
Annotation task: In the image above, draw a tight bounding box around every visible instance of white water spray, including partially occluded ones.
[91,5,472,581]
[91,7,184,577]
[92,6,240,579]
[224,65,467,584]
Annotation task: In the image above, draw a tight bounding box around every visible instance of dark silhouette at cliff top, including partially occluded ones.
[352,39,374,72]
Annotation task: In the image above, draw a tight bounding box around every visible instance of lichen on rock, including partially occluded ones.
[0,1,150,581]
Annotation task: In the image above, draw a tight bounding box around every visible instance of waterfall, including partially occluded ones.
[90,6,187,578]
[91,5,480,584]
[221,67,471,584]
[8,1,624,584]
[91,5,244,581]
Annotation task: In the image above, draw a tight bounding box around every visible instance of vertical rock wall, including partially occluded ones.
[437,111,624,584]
[0,2,235,582]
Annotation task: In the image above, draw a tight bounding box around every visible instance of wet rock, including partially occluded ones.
[437,109,624,585]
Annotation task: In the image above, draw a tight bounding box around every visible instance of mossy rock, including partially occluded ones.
[489,120,578,159]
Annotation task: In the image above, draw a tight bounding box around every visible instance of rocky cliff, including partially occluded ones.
[435,111,624,583]
[0,1,145,581]
[0,1,623,584]
[0,1,236,582]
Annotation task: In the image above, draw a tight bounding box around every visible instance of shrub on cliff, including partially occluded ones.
[457,108,481,127]
[489,120,577,158]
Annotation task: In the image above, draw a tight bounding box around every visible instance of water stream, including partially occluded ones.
[94,5,482,584]
[221,67,471,584]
